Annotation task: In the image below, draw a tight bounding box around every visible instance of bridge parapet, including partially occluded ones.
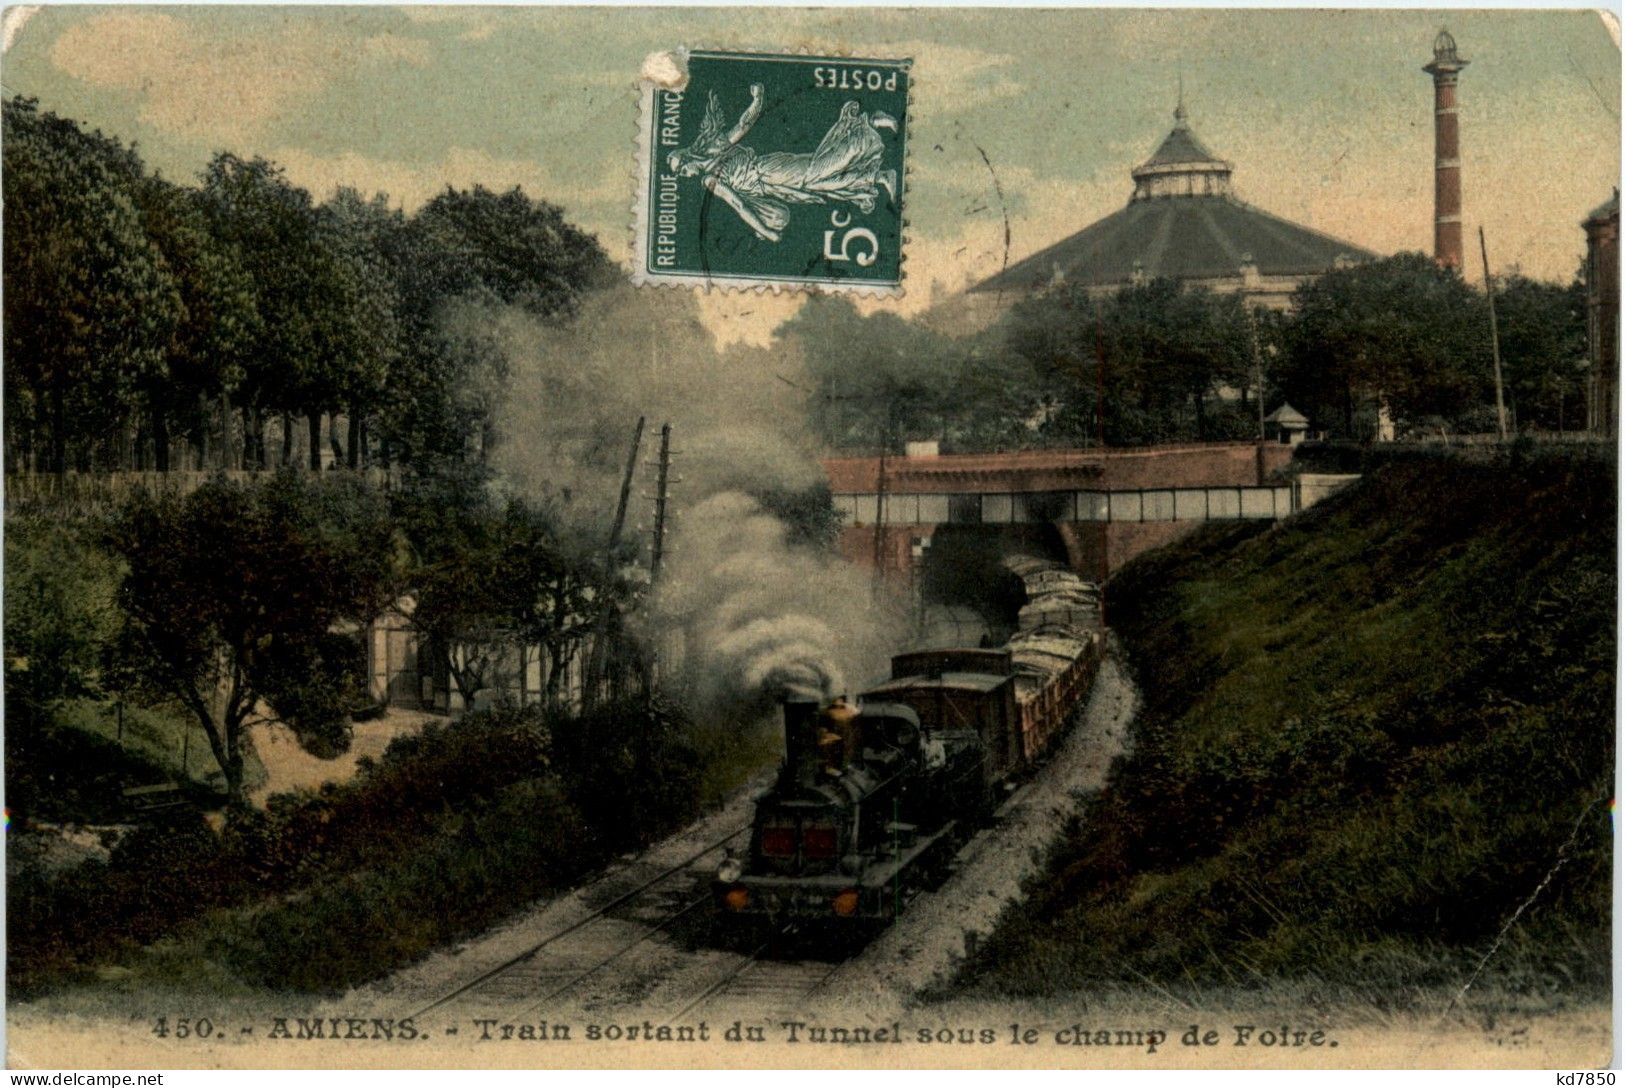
[835,484,1295,527]
[824,443,1336,581]
[824,441,1292,495]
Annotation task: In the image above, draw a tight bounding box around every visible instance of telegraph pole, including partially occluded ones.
[649,423,673,588]
[643,423,674,699]
[584,417,645,708]
[1246,305,1267,441]
[609,417,646,553]
[1479,226,1509,440]
[1093,303,1107,449]
[871,407,895,595]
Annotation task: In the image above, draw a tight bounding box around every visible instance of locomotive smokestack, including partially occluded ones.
[1424,29,1468,270]
[781,694,819,776]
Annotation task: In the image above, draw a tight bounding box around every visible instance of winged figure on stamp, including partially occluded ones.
[667,84,899,242]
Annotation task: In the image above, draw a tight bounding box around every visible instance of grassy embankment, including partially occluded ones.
[9,697,765,1003]
[948,451,1614,1010]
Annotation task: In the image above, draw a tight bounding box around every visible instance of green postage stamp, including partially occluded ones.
[635,50,910,292]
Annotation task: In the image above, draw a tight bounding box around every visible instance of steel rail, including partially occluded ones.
[406,825,749,1020]
[659,928,789,1028]
[515,893,715,1014]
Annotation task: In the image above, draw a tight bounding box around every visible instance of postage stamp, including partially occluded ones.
[1,4,1618,1079]
[634,50,910,292]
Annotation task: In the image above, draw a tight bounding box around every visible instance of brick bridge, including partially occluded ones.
[823,442,1345,583]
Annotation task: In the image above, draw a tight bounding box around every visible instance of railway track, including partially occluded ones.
[663,941,846,1026]
[400,825,860,1031]
[404,824,749,1022]
[349,649,1136,1037]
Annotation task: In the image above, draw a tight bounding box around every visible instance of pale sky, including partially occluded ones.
[4,7,1618,344]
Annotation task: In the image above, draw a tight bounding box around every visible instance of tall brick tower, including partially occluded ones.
[1424,29,1467,270]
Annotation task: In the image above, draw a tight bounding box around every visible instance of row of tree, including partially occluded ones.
[781,253,1588,450]
[3,96,613,475]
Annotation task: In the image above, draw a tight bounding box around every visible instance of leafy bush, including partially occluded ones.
[11,696,723,996]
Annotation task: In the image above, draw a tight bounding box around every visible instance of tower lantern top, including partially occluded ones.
[1425,28,1467,75]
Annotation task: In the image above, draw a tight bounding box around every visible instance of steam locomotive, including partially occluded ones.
[713,556,1104,928]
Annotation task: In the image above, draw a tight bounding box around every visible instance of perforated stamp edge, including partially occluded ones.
[629,47,914,297]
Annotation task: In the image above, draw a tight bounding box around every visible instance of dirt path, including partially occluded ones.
[246,707,443,805]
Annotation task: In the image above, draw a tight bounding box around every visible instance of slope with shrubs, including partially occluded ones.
[952,451,1614,1002]
[9,697,718,998]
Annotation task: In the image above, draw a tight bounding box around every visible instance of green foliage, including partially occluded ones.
[382,185,614,465]
[4,97,611,476]
[251,631,368,759]
[1494,275,1589,432]
[214,777,585,993]
[4,703,219,826]
[394,477,621,707]
[549,696,702,849]
[779,295,1039,451]
[1272,252,1493,437]
[198,155,382,468]
[956,456,1614,998]
[3,98,183,472]
[1000,278,1256,446]
[10,698,719,998]
[398,184,614,318]
[3,516,124,710]
[132,175,263,469]
[750,483,844,551]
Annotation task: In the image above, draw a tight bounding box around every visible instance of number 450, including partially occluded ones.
[824,211,879,267]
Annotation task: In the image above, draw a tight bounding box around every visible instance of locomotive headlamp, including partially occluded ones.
[723,886,750,912]
[832,889,860,917]
[717,857,743,884]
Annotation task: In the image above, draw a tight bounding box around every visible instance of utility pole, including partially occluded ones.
[1246,305,1267,441]
[871,408,893,593]
[643,423,674,699]
[1480,226,1509,441]
[609,417,645,558]
[1093,303,1107,449]
[649,423,673,589]
[584,417,645,708]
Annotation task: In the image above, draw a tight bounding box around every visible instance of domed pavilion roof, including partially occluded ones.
[969,105,1375,297]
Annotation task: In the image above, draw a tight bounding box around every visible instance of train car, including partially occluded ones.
[714,556,1103,929]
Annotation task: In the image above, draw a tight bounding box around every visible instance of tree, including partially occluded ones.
[198,155,368,470]
[501,502,616,703]
[3,97,182,472]
[1493,274,1588,432]
[392,474,622,709]
[316,189,405,467]
[999,279,1253,446]
[776,295,1033,451]
[4,516,125,715]
[133,175,261,470]
[380,185,613,466]
[1274,253,1492,437]
[107,473,399,802]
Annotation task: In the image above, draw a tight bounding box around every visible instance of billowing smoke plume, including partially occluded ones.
[654,491,900,715]
[483,286,903,719]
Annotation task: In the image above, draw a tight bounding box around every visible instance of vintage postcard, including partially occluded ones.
[2,5,1618,1075]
